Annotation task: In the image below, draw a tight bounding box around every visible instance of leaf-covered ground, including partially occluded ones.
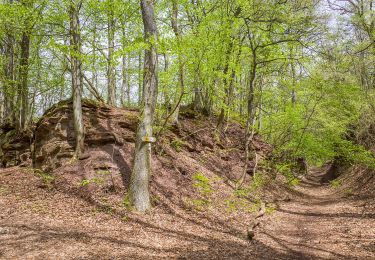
[0,166,374,259]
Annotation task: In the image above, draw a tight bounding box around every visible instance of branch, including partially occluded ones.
[155,92,186,138]
[354,40,375,54]
[256,39,301,50]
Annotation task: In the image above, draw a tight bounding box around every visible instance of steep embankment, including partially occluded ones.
[0,100,279,258]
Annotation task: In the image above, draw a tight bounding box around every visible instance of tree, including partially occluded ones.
[17,0,34,130]
[69,0,85,158]
[129,0,158,212]
[107,0,116,106]
[169,0,184,125]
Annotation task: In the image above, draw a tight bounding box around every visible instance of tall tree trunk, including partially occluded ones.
[170,0,184,125]
[121,25,130,107]
[121,53,127,106]
[70,0,85,158]
[17,30,31,130]
[3,19,16,125]
[138,50,143,105]
[90,23,98,100]
[0,89,3,124]
[129,0,158,212]
[239,53,257,187]
[193,66,202,111]
[107,0,116,106]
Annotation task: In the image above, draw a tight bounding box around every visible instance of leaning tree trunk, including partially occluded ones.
[129,0,158,212]
[70,0,85,158]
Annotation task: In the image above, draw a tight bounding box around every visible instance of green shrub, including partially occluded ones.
[330,179,341,188]
[276,163,300,187]
[192,172,214,196]
[171,138,186,152]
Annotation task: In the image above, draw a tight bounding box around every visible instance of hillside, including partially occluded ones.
[1,101,375,259]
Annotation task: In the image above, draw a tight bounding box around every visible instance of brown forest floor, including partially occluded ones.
[0,166,374,259]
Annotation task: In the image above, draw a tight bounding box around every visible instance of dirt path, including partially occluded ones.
[0,167,374,259]
[257,169,375,259]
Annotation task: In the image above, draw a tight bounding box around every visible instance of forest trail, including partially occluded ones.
[257,167,375,259]
[0,166,374,259]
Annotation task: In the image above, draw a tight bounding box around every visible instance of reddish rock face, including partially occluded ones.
[0,124,33,168]
[32,100,138,172]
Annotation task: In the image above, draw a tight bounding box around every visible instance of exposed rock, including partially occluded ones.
[33,99,138,172]
[0,124,33,168]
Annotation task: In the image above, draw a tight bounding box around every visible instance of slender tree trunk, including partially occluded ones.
[138,50,143,105]
[129,0,158,212]
[121,53,127,106]
[90,23,97,100]
[107,0,116,106]
[0,89,3,124]
[240,53,257,186]
[170,0,184,125]
[127,55,131,104]
[3,24,16,125]
[70,0,85,158]
[121,25,130,107]
[193,66,202,111]
[290,47,297,105]
[17,31,31,130]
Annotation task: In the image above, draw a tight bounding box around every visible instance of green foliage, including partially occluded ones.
[189,199,210,211]
[171,139,186,152]
[234,174,269,198]
[330,179,342,188]
[80,177,104,187]
[122,194,132,210]
[334,140,375,168]
[185,172,217,211]
[33,169,55,187]
[192,172,214,196]
[276,163,300,187]
[224,197,252,213]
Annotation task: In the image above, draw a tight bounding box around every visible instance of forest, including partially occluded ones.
[0,0,374,259]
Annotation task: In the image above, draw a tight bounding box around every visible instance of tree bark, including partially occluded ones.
[2,10,16,125]
[138,50,143,105]
[17,30,31,130]
[107,0,116,106]
[129,0,158,212]
[90,23,98,100]
[69,0,85,158]
[170,0,184,125]
[121,25,130,107]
